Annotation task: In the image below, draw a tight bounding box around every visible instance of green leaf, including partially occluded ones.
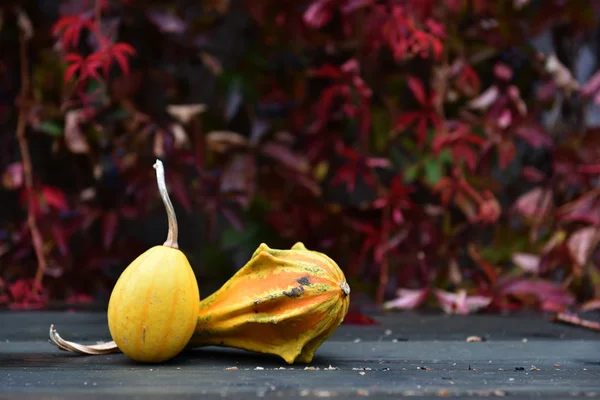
[371,108,393,152]
[423,158,442,185]
[439,148,454,164]
[37,121,63,137]
[220,222,260,250]
[404,164,420,183]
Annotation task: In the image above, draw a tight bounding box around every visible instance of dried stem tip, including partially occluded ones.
[153,159,179,249]
[340,282,351,296]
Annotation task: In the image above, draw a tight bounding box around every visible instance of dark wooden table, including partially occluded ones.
[1,311,599,399]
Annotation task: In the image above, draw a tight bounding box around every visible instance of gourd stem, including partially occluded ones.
[340,281,350,296]
[153,159,178,249]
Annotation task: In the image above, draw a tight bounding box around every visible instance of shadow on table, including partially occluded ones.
[166,346,336,367]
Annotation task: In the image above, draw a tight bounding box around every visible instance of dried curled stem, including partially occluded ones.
[153,159,179,248]
[552,312,600,333]
[49,325,120,355]
[16,19,47,292]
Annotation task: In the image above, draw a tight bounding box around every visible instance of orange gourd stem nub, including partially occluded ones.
[153,159,178,249]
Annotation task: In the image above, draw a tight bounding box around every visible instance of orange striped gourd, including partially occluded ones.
[189,241,351,363]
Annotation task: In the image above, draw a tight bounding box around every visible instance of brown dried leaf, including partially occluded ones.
[260,142,309,174]
[170,123,189,148]
[2,162,24,190]
[542,53,579,95]
[17,8,34,40]
[64,110,90,154]
[153,130,165,158]
[206,131,249,152]
[512,253,540,274]
[468,86,499,110]
[199,52,223,76]
[167,104,206,124]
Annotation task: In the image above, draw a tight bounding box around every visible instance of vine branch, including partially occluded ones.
[16,24,47,294]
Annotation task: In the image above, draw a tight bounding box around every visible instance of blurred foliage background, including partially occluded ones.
[1,0,600,314]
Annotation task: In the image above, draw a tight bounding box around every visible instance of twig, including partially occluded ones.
[16,25,48,294]
[552,312,600,333]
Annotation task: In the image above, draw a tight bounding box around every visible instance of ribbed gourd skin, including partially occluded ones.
[189,242,350,364]
[107,245,201,363]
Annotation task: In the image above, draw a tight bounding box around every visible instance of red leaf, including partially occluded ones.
[311,64,344,80]
[343,311,380,325]
[110,42,136,76]
[513,187,553,219]
[453,144,479,171]
[476,190,501,224]
[64,61,83,83]
[42,186,68,212]
[578,164,600,174]
[494,62,513,81]
[513,122,553,148]
[102,211,119,249]
[557,189,600,225]
[52,16,95,49]
[456,63,480,94]
[415,116,428,146]
[393,112,420,132]
[112,51,131,76]
[303,0,337,29]
[497,139,515,170]
[499,279,575,312]
[567,227,600,268]
[64,53,83,63]
[581,70,600,97]
[7,279,47,310]
[383,288,429,310]
[468,245,498,284]
[522,166,546,182]
[407,76,427,105]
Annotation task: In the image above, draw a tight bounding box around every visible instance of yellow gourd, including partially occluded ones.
[106,159,200,363]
